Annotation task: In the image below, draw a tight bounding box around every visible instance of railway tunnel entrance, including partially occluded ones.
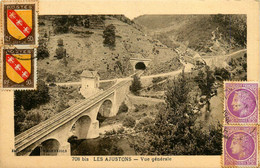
[129,58,151,71]
[135,62,146,70]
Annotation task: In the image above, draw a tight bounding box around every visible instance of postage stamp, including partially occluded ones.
[2,1,38,45]
[2,48,35,89]
[223,125,258,167]
[224,82,258,124]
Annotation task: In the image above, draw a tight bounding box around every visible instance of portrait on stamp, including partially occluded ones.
[225,82,258,124]
[3,4,36,45]
[223,126,257,166]
[229,89,256,118]
[227,132,255,160]
[2,49,35,88]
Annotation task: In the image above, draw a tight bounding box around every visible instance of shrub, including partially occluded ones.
[122,116,136,128]
[26,111,44,123]
[16,111,45,134]
[37,46,49,60]
[56,47,66,59]
[97,112,106,123]
[134,104,148,112]
[53,16,69,34]
[39,21,45,26]
[117,127,125,134]
[14,80,50,112]
[54,26,69,34]
[37,39,49,60]
[103,24,116,49]
[214,67,231,81]
[152,77,166,84]
[46,74,56,83]
[135,117,153,131]
[56,101,70,112]
[105,129,117,135]
[110,145,124,155]
[130,75,142,95]
[118,102,128,114]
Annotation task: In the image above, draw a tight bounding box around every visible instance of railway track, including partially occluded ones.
[15,79,131,152]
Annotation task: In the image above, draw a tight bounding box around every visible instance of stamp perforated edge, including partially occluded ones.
[223,81,259,125]
[221,125,259,168]
[1,47,37,90]
[1,0,39,90]
[1,0,39,48]
[221,81,259,168]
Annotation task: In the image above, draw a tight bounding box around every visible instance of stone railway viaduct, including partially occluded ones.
[15,79,133,156]
[15,55,149,156]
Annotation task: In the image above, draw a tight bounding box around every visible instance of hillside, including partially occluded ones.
[38,15,182,83]
[134,15,246,56]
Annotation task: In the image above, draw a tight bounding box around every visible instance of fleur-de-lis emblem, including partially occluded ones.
[21,71,29,78]
[15,64,22,71]
[8,57,15,64]
[16,19,23,26]
[9,12,16,19]
[23,27,30,34]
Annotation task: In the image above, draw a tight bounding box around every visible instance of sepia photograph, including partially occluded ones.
[13,14,247,156]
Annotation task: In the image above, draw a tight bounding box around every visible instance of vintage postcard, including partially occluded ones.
[0,0,259,168]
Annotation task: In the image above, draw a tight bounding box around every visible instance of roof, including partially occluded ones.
[194,53,201,59]
[80,70,99,78]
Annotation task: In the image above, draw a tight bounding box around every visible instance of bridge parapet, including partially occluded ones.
[15,79,132,155]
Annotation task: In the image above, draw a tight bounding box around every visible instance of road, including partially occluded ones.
[49,49,244,87]
[202,49,246,59]
[52,65,192,86]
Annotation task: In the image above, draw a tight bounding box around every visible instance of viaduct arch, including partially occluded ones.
[15,79,132,156]
[30,139,60,156]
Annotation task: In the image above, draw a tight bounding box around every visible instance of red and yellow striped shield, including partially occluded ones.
[6,54,31,83]
[7,9,32,40]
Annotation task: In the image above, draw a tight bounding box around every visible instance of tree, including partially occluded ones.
[118,101,128,114]
[46,74,56,83]
[130,75,142,95]
[14,80,50,135]
[214,67,231,81]
[103,24,116,49]
[37,39,49,60]
[132,71,222,155]
[37,46,49,60]
[14,80,50,112]
[55,39,66,59]
[53,16,69,34]
[194,66,215,112]
[212,14,246,47]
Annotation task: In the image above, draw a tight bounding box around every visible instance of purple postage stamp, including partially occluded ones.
[223,125,258,167]
[224,82,258,124]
